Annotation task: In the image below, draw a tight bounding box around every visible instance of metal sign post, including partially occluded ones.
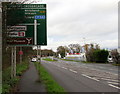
[20,47,22,63]
[39,46,41,64]
[11,47,14,78]
[37,46,39,62]
[34,19,37,45]
[13,46,16,77]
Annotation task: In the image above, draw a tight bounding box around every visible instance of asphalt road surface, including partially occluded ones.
[41,59,119,92]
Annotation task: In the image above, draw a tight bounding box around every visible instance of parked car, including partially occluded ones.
[31,58,37,62]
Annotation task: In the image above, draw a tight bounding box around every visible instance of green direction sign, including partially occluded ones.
[6,4,47,46]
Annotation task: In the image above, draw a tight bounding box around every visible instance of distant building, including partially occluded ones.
[65,53,86,61]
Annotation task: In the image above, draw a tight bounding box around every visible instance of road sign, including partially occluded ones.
[34,15,45,19]
[6,4,47,46]
[8,32,25,37]
[7,26,27,31]
[19,51,23,55]
[7,38,33,45]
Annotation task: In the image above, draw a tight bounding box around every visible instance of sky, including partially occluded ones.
[34,0,119,52]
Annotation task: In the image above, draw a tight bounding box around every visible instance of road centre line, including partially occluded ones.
[69,69,77,73]
[108,84,120,89]
[82,74,99,81]
[108,82,119,85]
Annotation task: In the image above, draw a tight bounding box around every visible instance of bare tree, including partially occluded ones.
[68,44,81,53]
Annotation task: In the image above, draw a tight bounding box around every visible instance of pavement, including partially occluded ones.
[17,62,46,92]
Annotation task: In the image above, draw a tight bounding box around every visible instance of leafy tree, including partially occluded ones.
[57,46,66,58]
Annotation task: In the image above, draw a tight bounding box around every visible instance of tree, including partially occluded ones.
[85,43,101,62]
[57,46,66,58]
[93,49,109,63]
[68,44,81,53]
[111,49,120,64]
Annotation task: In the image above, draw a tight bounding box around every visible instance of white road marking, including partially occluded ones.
[69,69,77,73]
[108,82,119,85]
[108,84,120,89]
[82,74,99,81]
[62,67,67,70]
[100,78,118,82]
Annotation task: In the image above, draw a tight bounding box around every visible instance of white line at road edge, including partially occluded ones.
[69,69,77,73]
[82,74,99,81]
[108,84,120,89]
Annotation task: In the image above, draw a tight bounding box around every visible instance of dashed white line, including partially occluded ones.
[100,78,118,82]
[108,82,119,85]
[82,74,99,81]
[108,84,120,89]
[69,69,77,73]
[62,67,67,70]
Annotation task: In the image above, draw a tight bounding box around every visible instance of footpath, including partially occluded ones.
[17,62,46,92]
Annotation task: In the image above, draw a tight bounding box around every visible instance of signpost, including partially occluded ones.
[5,4,47,78]
[6,4,47,46]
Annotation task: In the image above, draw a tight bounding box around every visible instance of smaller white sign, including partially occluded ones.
[8,32,25,37]
[7,26,27,31]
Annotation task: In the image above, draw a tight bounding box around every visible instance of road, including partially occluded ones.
[41,59,119,92]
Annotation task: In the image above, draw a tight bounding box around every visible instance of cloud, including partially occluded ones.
[41,0,118,51]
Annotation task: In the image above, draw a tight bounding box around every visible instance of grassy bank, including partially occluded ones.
[34,62,66,93]
[2,60,29,94]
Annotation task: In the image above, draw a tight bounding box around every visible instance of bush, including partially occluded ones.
[93,49,109,63]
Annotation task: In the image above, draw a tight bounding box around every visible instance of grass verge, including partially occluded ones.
[61,59,107,64]
[34,62,66,93]
[2,60,29,94]
[43,58,57,62]
[112,64,120,66]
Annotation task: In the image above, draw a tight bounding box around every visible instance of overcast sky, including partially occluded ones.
[36,0,118,51]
